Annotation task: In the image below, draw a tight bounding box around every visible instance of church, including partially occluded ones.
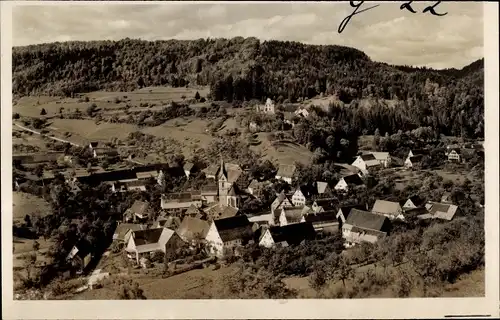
[217,158,249,209]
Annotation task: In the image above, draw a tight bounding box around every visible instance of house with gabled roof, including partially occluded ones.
[341,209,391,247]
[304,210,339,233]
[126,227,184,263]
[123,200,152,223]
[66,239,92,274]
[265,222,316,247]
[204,203,239,221]
[247,211,275,226]
[270,191,294,215]
[401,195,426,210]
[93,148,119,159]
[203,164,219,180]
[113,223,148,243]
[184,204,204,219]
[351,153,382,174]
[420,202,460,221]
[183,162,195,179]
[161,193,202,215]
[152,216,182,229]
[334,174,364,192]
[205,215,254,257]
[291,184,315,207]
[404,149,429,169]
[371,200,404,220]
[336,205,367,229]
[277,206,307,227]
[315,181,331,196]
[257,98,276,114]
[312,198,336,213]
[176,216,211,244]
[275,164,296,184]
[441,192,453,204]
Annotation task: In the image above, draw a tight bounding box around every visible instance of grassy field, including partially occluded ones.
[48,119,139,143]
[13,192,52,223]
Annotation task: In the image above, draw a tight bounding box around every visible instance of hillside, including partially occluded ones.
[12,37,484,138]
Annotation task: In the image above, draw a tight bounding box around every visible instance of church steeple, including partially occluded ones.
[219,156,227,179]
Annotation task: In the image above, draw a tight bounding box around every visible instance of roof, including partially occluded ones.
[201,183,218,195]
[126,200,150,217]
[360,154,376,161]
[113,223,147,240]
[89,142,99,148]
[136,171,158,179]
[203,164,219,176]
[405,195,426,207]
[337,205,366,219]
[313,198,336,211]
[247,179,260,189]
[371,200,401,216]
[425,202,459,221]
[342,174,364,186]
[276,164,296,178]
[410,149,430,156]
[370,152,390,160]
[185,204,203,216]
[132,228,164,246]
[316,182,330,194]
[220,162,244,184]
[214,215,253,242]
[183,162,194,172]
[155,216,181,229]
[227,185,238,197]
[409,155,424,163]
[304,211,338,223]
[271,191,292,211]
[176,216,210,241]
[205,204,239,220]
[282,207,306,223]
[269,222,316,245]
[345,209,389,232]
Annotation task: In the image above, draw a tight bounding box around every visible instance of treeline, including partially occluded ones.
[13,37,484,138]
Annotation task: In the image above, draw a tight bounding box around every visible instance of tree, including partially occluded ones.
[40,108,47,115]
[194,91,201,100]
[87,103,97,117]
[33,240,40,251]
[334,255,353,288]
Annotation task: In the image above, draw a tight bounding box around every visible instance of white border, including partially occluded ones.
[2,1,498,319]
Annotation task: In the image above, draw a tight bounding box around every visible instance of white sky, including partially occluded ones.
[12,1,484,69]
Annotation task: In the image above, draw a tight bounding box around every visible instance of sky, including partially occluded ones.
[12,1,484,69]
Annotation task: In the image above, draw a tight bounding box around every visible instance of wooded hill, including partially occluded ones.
[12,37,484,138]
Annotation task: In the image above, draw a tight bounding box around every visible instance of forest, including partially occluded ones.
[12,37,484,138]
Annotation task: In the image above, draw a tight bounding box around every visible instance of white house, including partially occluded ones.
[205,215,254,257]
[341,209,391,247]
[270,191,294,215]
[294,107,310,118]
[125,227,184,263]
[291,185,314,206]
[257,228,275,248]
[277,207,306,227]
[334,174,364,192]
[371,152,391,168]
[401,195,426,210]
[257,98,276,114]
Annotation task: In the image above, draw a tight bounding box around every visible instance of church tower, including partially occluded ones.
[218,157,230,206]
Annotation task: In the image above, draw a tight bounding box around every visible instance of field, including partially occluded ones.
[13,192,52,223]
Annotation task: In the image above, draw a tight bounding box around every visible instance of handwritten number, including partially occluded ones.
[338,1,380,34]
[423,1,448,16]
[400,1,417,13]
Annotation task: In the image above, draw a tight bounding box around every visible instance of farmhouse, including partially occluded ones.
[336,205,368,229]
[113,223,148,243]
[176,216,211,244]
[256,98,276,114]
[270,191,294,215]
[275,164,296,184]
[126,227,184,263]
[312,198,336,213]
[66,240,92,274]
[277,206,307,226]
[401,195,426,210]
[123,200,152,223]
[420,202,460,221]
[205,215,254,257]
[291,184,315,206]
[404,149,429,168]
[371,200,404,220]
[446,148,476,163]
[334,174,364,192]
[266,222,316,247]
[351,154,382,174]
[304,211,339,233]
[341,209,392,247]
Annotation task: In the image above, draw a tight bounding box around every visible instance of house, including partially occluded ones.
[351,154,382,174]
[316,181,331,196]
[265,222,316,247]
[312,198,336,213]
[66,240,92,274]
[88,142,99,150]
[270,191,294,215]
[304,211,339,233]
[161,193,202,215]
[294,107,310,118]
[371,200,404,220]
[441,192,453,204]
[110,179,148,193]
[291,185,315,206]
[255,227,276,248]
[447,148,476,163]
[401,195,426,210]
[257,98,276,114]
[184,204,204,219]
[204,203,239,220]
[249,121,259,132]
[113,223,148,243]
[136,170,159,181]
[183,162,195,178]
[404,149,429,168]
[277,206,307,227]
[371,152,392,168]
[205,215,254,257]
[152,216,182,229]
[420,202,460,221]
[334,174,364,192]
[123,200,152,223]
[275,164,296,184]
[336,205,367,229]
[176,216,211,244]
[203,164,219,180]
[126,227,184,263]
[92,148,119,159]
[341,209,391,247]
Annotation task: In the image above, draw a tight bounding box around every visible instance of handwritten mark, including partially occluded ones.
[338,1,380,34]
[339,1,448,34]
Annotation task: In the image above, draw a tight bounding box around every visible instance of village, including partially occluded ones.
[12,93,485,299]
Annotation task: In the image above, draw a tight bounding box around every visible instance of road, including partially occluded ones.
[13,122,81,147]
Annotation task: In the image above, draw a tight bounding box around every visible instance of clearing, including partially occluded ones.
[13,192,52,224]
